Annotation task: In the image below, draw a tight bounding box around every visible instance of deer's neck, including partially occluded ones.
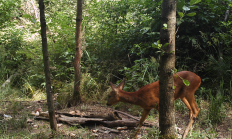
[118,90,140,105]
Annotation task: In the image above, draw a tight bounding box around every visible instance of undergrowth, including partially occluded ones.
[0,63,232,138]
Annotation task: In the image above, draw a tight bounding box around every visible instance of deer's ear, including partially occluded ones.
[110,82,117,92]
[118,78,125,90]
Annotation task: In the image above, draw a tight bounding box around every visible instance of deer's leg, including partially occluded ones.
[134,109,151,137]
[181,97,193,119]
[182,96,200,139]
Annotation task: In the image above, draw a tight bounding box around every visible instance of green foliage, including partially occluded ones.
[80,73,101,101]
[0,0,21,28]
[119,56,159,91]
[83,0,161,82]
[0,29,24,78]
[0,115,27,132]
[207,81,226,124]
[0,0,232,117]
[145,125,160,138]
[175,99,187,113]
[0,1,232,138]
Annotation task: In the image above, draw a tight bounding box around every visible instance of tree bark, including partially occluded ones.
[159,0,176,138]
[39,0,57,131]
[224,0,231,22]
[73,0,83,105]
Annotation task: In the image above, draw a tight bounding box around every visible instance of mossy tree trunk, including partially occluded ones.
[73,0,83,105]
[39,0,57,132]
[158,0,176,138]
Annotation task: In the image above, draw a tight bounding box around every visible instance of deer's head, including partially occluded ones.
[106,79,125,106]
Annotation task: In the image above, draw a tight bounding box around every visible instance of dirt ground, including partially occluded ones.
[0,100,231,138]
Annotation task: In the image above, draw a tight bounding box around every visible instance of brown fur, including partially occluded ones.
[106,71,201,138]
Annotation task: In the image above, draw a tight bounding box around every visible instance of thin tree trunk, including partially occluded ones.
[224,0,231,22]
[159,0,176,138]
[73,0,83,105]
[39,0,57,131]
[219,0,232,66]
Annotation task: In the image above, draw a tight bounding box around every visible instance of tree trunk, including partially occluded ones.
[73,0,83,105]
[39,0,57,132]
[224,0,231,22]
[159,0,176,138]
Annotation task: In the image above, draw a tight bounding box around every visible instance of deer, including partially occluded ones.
[106,71,201,139]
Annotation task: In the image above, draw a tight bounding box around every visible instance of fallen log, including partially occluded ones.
[58,115,105,125]
[35,114,153,128]
[56,111,121,121]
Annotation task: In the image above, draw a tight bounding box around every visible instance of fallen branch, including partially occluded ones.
[100,127,120,133]
[114,110,154,127]
[58,115,104,125]
[34,110,154,128]
[1,74,16,88]
[114,110,140,121]
[56,111,121,121]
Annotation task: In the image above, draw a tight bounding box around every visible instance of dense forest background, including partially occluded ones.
[0,0,232,138]
[1,0,232,98]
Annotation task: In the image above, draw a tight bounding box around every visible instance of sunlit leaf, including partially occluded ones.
[183,79,190,86]
[178,12,184,18]
[190,0,201,6]
[162,23,167,29]
[22,14,31,19]
[183,6,190,11]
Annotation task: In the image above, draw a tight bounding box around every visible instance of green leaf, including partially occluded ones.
[173,86,176,89]
[163,24,167,28]
[190,0,201,6]
[152,41,162,49]
[162,23,167,29]
[183,79,190,86]
[186,12,196,16]
[22,14,31,19]
[177,0,185,10]
[174,69,177,73]
[178,12,184,18]
[183,6,190,11]
[163,43,169,47]
[152,43,158,49]
[190,5,198,10]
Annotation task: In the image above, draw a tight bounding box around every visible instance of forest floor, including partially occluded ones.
[0,100,231,139]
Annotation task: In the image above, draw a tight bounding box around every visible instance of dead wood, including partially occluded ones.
[100,127,120,133]
[58,115,105,125]
[34,116,49,121]
[56,111,121,121]
[114,110,140,121]
[35,114,152,128]
[1,74,16,88]
[114,110,154,127]
[34,109,154,128]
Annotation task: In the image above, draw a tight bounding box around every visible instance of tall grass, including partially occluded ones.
[207,81,226,124]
